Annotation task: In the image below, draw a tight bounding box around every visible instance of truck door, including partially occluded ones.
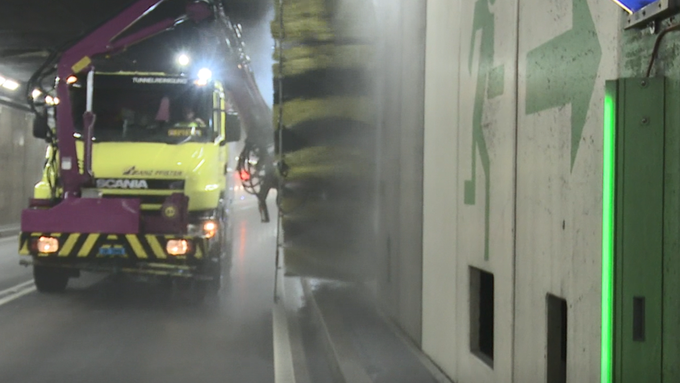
[213,88,228,182]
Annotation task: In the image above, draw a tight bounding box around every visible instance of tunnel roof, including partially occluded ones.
[0,0,268,106]
[0,0,136,82]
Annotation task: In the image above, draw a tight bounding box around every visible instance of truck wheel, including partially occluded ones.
[33,266,69,293]
[193,270,221,300]
[199,276,221,296]
[186,279,217,304]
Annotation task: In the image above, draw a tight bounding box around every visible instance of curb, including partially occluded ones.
[301,277,456,383]
[301,278,366,383]
[376,311,456,383]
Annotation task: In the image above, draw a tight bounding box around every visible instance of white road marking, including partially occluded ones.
[0,280,35,306]
[273,263,296,383]
[273,302,296,383]
[0,280,33,296]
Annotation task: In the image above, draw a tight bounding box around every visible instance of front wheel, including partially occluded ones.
[33,265,69,293]
[201,258,223,296]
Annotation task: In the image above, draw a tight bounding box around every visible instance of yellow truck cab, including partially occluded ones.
[22,71,241,294]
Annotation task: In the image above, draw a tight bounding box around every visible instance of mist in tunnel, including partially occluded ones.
[0,0,433,380]
[270,0,428,348]
[273,0,382,286]
[225,0,276,107]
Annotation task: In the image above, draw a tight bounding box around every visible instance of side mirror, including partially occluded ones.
[225,112,242,143]
[32,114,49,140]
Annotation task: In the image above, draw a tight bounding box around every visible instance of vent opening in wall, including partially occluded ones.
[547,294,568,383]
[470,267,494,367]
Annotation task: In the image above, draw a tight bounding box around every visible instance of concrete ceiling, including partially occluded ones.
[0,0,136,82]
[0,0,270,100]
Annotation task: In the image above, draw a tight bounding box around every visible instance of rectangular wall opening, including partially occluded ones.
[470,267,494,367]
[547,294,568,383]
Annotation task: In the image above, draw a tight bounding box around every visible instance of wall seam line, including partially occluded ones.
[511,0,521,381]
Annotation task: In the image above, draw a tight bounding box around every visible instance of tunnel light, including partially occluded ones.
[36,236,59,253]
[166,239,189,256]
[601,83,617,383]
[611,0,655,13]
[177,53,191,66]
[0,76,5,86]
[66,75,78,84]
[31,89,42,99]
[2,80,20,91]
[620,0,680,29]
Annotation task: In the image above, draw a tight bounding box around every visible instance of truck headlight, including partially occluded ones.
[166,240,189,256]
[203,220,218,239]
[36,236,59,253]
[187,220,218,238]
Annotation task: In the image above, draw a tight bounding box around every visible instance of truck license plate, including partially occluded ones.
[99,247,126,256]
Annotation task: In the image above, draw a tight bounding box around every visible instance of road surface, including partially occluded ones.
[0,186,277,383]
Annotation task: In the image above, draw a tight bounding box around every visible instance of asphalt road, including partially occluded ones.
[0,189,278,383]
[0,236,32,292]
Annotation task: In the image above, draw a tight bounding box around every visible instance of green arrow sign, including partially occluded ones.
[526,0,602,170]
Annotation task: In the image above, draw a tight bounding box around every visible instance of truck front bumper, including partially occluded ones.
[19,232,213,279]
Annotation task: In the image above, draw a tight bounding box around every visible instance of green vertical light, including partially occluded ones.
[601,85,616,383]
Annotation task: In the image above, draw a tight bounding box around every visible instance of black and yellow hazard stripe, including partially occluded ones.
[19,232,206,260]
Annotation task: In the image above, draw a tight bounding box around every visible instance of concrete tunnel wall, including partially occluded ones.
[372,0,428,345]
[419,0,623,382]
[4,0,672,380]
[0,106,44,228]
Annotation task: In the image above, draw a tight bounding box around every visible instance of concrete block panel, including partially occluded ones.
[422,0,519,381]
[0,106,45,227]
[422,0,463,378]
[422,0,622,381]
[373,0,428,345]
[515,0,620,382]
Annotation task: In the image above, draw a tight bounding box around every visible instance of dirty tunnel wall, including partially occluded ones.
[0,106,44,228]
[421,0,622,382]
[372,0,427,345]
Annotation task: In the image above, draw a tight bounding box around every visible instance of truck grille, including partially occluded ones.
[94,179,185,190]
[101,194,172,205]
[94,178,185,210]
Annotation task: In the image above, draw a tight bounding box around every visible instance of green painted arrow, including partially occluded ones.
[525,0,601,170]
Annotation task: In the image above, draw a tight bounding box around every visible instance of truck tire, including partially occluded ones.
[33,265,69,293]
[200,259,222,297]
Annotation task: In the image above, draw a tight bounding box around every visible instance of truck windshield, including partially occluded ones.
[70,75,214,144]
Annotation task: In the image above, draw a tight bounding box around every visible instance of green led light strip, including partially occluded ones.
[601,85,616,383]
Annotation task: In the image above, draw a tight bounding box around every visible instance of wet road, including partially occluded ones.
[0,191,277,383]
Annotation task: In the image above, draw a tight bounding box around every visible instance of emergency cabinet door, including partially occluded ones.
[614,78,664,383]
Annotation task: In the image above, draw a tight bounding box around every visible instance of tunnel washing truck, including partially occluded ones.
[19,71,241,294]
